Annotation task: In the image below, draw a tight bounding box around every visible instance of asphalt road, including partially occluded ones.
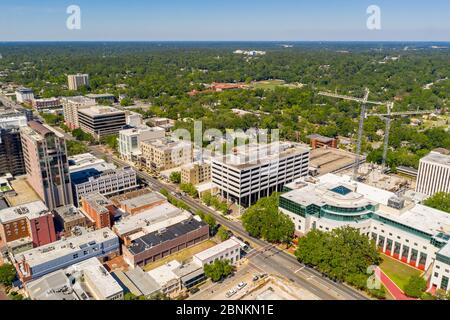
[90,145,369,300]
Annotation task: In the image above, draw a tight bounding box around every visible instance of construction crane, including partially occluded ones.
[367,105,435,169]
[319,89,436,176]
[319,88,373,180]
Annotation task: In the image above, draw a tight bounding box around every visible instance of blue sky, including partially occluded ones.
[1,0,449,41]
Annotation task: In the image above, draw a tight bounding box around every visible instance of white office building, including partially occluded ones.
[416,150,450,196]
[118,126,165,161]
[211,142,310,207]
[193,237,241,266]
[280,173,450,292]
[15,88,34,103]
[14,228,120,282]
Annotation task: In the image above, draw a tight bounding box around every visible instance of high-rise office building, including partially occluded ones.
[61,96,96,130]
[0,128,26,176]
[78,106,126,140]
[416,149,450,196]
[20,121,73,210]
[67,74,90,91]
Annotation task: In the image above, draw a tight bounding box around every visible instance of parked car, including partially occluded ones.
[226,289,237,298]
[252,275,259,282]
[237,282,247,290]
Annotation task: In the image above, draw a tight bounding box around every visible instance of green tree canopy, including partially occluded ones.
[295,227,381,289]
[241,193,294,244]
[169,171,181,184]
[404,275,427,298]
[204,259,233,282]
[0,264,17,286]
[424,192,450,213]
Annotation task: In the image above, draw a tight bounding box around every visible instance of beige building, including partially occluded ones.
[20,121,74,210]
[140,138,193,172]
[61,96,96,130]
[78,106,126,140]
[68,74,90,91]
[181,161,211,185]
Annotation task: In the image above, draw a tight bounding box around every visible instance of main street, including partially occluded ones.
[89,144,369,300]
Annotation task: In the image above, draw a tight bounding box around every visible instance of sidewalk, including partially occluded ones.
[377,267,416,300]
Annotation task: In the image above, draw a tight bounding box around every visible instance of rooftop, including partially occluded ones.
[26,270,79,300]
[67,258,123,299]
[114,203,191,238]
[146,260,181,286]
[15,228,117,268]
[61,96,95,105]
[81,193,113,214]
[5,177,41,207]
[421,150,450,167]
[0,201,50,224]
[120,126,165,136]
[53,205,86,223]
[117,191,166,211]
[213,142,310,170]
[68,153,116,174]
[114,267,161,296]
[141,138,192,151]
[78,106,125,117]
[127,218,207,255]
[194,237,241,261]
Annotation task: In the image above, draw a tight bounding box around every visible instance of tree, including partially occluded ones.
[101,134,119,151]
[72,128,94,142]
[8,291,24,300]
[204,259,233,282]
[295,227,381,289]
[148,292,170,300]
[120,97,133,107]
[424,192,450,213]
[241,193,294,244]
[0,264,17,286]
[169,171,181,184]
[404,275,427,298]
[217,226,230,241]
[180,183,198,198]
[66,140,89,156]
[203,214,217,233]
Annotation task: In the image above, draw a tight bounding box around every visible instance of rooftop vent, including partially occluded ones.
[388,196,405,210]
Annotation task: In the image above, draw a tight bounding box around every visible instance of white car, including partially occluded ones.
[226,289,237,298]
[237,282,247,290]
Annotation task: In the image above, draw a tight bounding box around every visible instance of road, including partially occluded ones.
[89,145,369,300]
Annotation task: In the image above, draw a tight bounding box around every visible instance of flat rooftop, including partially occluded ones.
[147,260,181,286]
[212,142,309,170]
[68,153,116,173]
[26,270,79,300]
[309,148,357,175]
[114,267,161,296]
[120,126,164,136]
[113,203,190,237]
[141,138,192,151]
[67,258,122,299]
[127,218,207,255]
[5,177,41,207]
[61,96,95,104]
[81,193,113,213]
[421,150,450,167]
[0,201,49,224]
[53,205,86,223]
[15,228,117,268]
[78,106,125,117]
[194,237,241,261]
[118,192,165,210]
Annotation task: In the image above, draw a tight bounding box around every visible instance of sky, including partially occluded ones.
[1,0,449,41]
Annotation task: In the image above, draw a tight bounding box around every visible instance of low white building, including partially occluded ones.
[15,88,34,103]
[14,228,120,282]
[193,237,241,266]
[118,126,165,161]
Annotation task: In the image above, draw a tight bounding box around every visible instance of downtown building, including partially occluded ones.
[15,88,34,103]
[140,138,193,172]
[416,149,450,196]
[20,121,74,210]
[280,173,450,292]
[68,74,90,91]
[211,142,310,207]
[0,201,56,254]
[118,126,165,161]
[0,127,26,176]
[13,227,119,282]
[61,96,96,130]
[78,106,126,140]
[32,98,61,111]
[68,153,137,204]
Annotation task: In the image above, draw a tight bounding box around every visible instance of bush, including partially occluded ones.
[169,172,181,184]
[204,260,233,282]
[0,264,17,286]
[404,275,427,298]
[217,226,230,241]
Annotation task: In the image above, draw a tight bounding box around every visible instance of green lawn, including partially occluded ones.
[380,253,422,290]
[250,79,286,90]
